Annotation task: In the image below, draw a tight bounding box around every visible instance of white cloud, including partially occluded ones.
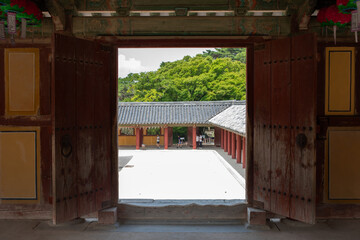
[118,53,153,78]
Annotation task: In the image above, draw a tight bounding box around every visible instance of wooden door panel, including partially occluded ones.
[94,48,112,209]
[77,39,96,217]
[290,34,317,224]
[53,34,114,224]
[53,34,78,223]
[270,38,291,126]
[253,34,316,224]
[270,38,291,218]
[253,42,271,210]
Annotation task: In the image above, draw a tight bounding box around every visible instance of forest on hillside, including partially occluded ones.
[118,48,247,102]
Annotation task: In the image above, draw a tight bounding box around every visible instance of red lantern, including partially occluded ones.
[325,5,351,27]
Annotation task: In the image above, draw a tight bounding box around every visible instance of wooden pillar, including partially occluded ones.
[214,127,221,147]
[231,132,236,159]
[220,129,224,149]
[236,134,241,163]
[164,127,169,149]
[140,128,143,146]
[242,137,246,168]
[187,127,193,147]
[168,127,173,147]
[135,127,140,150]
[227,130,231,155]
[225,131,227,152]
[192,126,197,149]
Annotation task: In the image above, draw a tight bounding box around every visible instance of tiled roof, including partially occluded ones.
[209,104,246,136]
[118,100,243,126]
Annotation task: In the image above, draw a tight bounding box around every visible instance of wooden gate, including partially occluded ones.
[52,34,113,224]
[253,34,317,224]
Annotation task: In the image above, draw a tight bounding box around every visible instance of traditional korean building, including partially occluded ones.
[117,100,245,149]
[0,0,359,228]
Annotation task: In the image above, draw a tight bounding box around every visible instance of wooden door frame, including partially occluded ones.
[111,36,256,206]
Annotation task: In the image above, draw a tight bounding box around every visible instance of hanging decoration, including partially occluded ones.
[337,0,358,14]
[351,10,360,42]
[0,0,42,41]
[317,5,352,44]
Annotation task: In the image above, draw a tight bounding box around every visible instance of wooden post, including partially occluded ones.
[187,127,193,147]
[227,130,231,155]
[224,130,227,152]
[220,129,224,149]
[236,134,241,163]
[168,127,173,147]
[242,137,246,168]
[231,132,236,159]
[214,127,221,147]
[193,126,196,149]
[164,127,169,149]
[135,127,140,150]
[139,128,143,146]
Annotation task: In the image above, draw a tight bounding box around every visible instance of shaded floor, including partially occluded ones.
[1,219,360,240]
[118,149,245,200]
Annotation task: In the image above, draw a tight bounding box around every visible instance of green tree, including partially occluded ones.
[118,48,247,102]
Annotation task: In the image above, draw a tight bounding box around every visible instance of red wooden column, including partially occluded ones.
[236,134,241,163]
[164,126,169,149]
[231,132,236,159]
[192,126,197,149]
[135,127,141,150]
[242,137,246,168]
[227,130,231,155]
[220,129,224,149]
[224,130,227,152]
[140,128,143,146]
[187,127,193,147]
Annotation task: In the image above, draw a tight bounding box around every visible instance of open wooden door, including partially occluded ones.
[253,33,317,224]
[52,34,114,224]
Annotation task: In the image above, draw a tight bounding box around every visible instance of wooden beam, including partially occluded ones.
[73,16,291,37]
[46,1,66,31]
[288,0,316,31]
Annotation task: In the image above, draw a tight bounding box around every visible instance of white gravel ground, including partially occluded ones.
[119,149,245,200]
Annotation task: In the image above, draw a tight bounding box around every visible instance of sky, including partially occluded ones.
[118,48,215,78]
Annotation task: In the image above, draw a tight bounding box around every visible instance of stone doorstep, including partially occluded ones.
[247,207,267,226]
[98,207,117,225]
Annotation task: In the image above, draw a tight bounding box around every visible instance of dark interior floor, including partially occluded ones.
[1,219,359,240]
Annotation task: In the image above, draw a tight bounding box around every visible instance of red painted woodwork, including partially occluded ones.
[236,135,241,163]
[220,129,224,149]
[140,128,143,146]
[192,126,196,149]
[224,130,227,152]
[231,132,236,159]
[214,127,221,147]
[168,127,173,147]
[242,137,246,169]
[136,128,141,149]
[187,127,193,147]
[53,34,113,224]
[164,127,169,149]
[253,34,317,224]
[227,130,231,155]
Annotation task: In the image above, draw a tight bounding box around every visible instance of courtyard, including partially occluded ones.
[118,148,246,203]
